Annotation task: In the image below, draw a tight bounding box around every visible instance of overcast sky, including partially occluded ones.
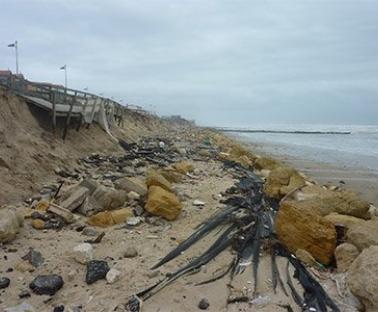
[1,0,378,126]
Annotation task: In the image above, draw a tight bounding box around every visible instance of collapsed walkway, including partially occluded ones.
[0,73,149,140]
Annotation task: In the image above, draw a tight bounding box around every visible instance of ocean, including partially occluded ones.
[231,124,378,172]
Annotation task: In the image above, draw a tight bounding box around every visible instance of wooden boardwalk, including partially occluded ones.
[0,73,150,140]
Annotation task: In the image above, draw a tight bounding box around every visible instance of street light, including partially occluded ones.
[60,64,67,88]
[7,40,19,74]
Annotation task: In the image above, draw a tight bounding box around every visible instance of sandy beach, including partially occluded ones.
[233,137,378,207]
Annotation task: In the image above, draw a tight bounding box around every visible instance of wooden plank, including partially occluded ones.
[52,90,57,132]
[62,90,77,141]
[77,94,88,131]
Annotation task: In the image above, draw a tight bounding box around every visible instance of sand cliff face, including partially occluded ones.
[0,86,168,205]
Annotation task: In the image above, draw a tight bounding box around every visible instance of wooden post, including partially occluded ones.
[87,96,98,129]
[52,90,57,133]
[62,90,76,141]
[77,94,88,131]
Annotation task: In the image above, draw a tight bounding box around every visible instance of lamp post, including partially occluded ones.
[7,40,19,74]
[60,64,67,89]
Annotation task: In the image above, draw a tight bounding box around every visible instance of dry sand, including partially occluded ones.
[0,89,357,311]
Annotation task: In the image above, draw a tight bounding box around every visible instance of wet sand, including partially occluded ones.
[243,141,378,206]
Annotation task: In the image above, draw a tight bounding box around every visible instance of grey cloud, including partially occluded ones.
[1,0,378,126]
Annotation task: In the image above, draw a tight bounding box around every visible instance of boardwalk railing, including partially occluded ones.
[0,73,152,139]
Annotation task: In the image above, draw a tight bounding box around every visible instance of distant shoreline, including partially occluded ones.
[213,128,351,135]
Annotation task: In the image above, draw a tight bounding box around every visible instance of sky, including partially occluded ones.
[1,0,378,127]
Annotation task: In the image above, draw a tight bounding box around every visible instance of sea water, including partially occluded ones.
[233,124,378,171]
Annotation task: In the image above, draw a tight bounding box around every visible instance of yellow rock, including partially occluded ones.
[111,208,134,224]
[264,166,305,199]
[324,213,366,229]
[254,157,280,170]
[173,161,194,175]
[145,186,182,221]
[276,201,337,265]
[146,170,172,191]
[238,155,253,169]
[295,249,318,267]
[159,169,183,183]
[87,208,134,228]
[35,200,50,212]
[31,219,45,230]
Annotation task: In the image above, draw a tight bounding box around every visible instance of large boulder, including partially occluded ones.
[145,186,182,220]
[347,246,378,311]
[324,213,366,230]
[0,208,23,243]
[264,167,306,199]
[276,201,337,265]
[291,186,370,219]
[84,186,128,215]
[114,177,147,197]
[335,243,359,273]
[146,170,172,191]
[347,219,378,251]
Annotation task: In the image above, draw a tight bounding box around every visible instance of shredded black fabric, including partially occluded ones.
[125,159,340,312]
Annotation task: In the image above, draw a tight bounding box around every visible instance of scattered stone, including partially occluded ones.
[22,248,44,268]
[0,277,10,289]
[79,178,99,194]
[4,302,35,312]
[145,186,182,221]
[264,166,305,199]
[335,243,359,273]
[48,203,75,223]
[276,201,337,265]
[18,290,31,299]
[193,200,205,207]
[85,260,110,284]
[159,169,183,183]
[254,156,280,170]
[173,161,194,174]
[347,246,378,311]
[198,298,210,310]
[146,170,172,191]
[114,177,147,197]
[146,270,159,278]
[106,268,121,284]
[82,227,99,237]
[72,243,93,264]
[84,231,105,244]
[127,216,141,226]
[127,191,140,201]
[238,155,253,168]
[60,186,89,211]
[87,208,133,228]
[15,261,35,273]
[0,208,23,243]
[123,246,138,258]
[347,219,378,250]
[53,305,65,312]
[29,274,64,295]
[89,186,128,213]
[35,200,49,212]
[134,206,144,216]
[31,219,45,230]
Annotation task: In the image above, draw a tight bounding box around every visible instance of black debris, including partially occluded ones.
[29,274,64,295]
[85,260,110,284]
